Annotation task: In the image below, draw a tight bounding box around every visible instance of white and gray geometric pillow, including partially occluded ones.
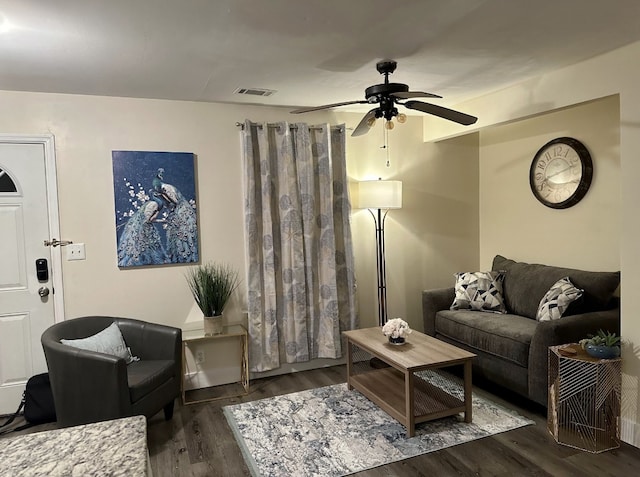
[450,271,507,314]
[536,277,583,322]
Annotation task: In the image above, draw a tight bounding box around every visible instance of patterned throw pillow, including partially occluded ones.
[536,277,583,321]
[450,271,507,313]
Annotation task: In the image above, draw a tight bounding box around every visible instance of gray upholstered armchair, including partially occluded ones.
[41,316,182,427]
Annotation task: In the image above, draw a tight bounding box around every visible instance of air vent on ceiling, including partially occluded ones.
[234,87,276,97]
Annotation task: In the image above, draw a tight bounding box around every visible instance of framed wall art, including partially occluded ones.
[112,150,199,268]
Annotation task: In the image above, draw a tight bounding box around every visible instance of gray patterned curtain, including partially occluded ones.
[242,120,358,372]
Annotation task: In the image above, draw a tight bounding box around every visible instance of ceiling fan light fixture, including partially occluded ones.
[290,60,478,136]
[366,116,377,128]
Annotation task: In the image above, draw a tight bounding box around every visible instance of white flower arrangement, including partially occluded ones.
[382,318,412,339]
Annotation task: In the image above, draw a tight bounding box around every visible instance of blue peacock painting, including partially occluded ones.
[152,167,199,263]
[112,151,199,267]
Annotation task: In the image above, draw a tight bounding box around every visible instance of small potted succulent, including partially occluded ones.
[579,329,621,359]
[382,318,412,345]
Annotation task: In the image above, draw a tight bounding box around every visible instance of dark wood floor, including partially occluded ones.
[149,365,640,477]
[4,365,640,476]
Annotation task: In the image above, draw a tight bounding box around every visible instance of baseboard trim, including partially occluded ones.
[184,366,241,391]
[250,357,346,380]
[621,417,640,448]
[184,357,347,392]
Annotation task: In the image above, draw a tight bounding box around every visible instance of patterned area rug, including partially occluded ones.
[223,371,534,477]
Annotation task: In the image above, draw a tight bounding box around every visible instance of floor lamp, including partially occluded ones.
[357,179,403,326]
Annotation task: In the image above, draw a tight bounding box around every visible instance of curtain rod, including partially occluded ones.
[235,122,347,132]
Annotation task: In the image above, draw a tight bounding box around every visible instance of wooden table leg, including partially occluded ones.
[346,339,353,390]
[406,370,415,437]
[463,360,472,423]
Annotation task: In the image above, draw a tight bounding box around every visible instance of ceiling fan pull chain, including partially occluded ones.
[379,122,386,151]
[378,123,390,167]
[385,126,390,167]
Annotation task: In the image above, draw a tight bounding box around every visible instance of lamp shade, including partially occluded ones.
[357,180,402,209]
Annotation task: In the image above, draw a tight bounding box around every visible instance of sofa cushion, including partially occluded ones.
[435,309,537,367]
[450,271,507,313]
[537,277,583,321]
[127,360,174,403]
[493,255,620,319]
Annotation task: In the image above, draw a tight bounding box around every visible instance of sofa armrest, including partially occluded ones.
[528,307,621,406]
[422,287,455,335]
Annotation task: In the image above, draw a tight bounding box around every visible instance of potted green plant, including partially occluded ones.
[186,262,239,335]
[579,329,621,359]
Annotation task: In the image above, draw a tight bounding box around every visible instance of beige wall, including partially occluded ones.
[0,90,362,326]
[2,89,475,385]
[423,40,640,447]
[478,96,620,271]
[0,87,479,384]
[0,89,379,385]
[348,123,479,333]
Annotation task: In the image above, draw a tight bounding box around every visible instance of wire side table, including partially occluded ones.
[548,344,621,453]
[182,324,249,405]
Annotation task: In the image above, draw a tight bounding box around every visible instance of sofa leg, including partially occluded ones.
[163,400,175,420]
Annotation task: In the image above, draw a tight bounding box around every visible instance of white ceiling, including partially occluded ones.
[1,0,640,113]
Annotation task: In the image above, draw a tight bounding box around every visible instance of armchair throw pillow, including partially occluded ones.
[451,271,507,314]
[61,322,139,364]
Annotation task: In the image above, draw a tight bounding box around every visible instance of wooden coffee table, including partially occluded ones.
[343,327,476,437]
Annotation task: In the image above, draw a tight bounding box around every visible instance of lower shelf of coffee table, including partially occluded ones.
[349,366,465,424]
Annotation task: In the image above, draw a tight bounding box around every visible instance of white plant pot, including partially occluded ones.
[204,314,223,336]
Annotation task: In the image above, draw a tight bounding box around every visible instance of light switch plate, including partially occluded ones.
[66,243,86,261]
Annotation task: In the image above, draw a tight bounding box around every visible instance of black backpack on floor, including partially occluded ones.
[0,373,56,435]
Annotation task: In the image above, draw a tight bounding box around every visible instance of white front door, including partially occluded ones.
[0,135,63,414]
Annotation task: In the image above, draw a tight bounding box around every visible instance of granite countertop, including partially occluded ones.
[0,415,148,477]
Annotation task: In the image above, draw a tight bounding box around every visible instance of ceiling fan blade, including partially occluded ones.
[290,100,369,114]
[391,91,442,99]
[404,101,477,125]
[352,109,378,137]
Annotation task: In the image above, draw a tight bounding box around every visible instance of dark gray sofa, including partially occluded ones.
[422,255,620,406]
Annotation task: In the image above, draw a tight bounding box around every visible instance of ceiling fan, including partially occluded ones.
[291,60,478,136]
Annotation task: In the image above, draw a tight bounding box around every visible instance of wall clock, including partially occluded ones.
[529,137,593,209]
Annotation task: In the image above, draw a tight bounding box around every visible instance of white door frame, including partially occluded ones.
[0,133,65,322]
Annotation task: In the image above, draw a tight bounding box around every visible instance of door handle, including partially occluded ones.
[44,238,73,247]
[38,287,50,297]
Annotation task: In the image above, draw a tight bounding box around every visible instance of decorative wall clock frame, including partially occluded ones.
[529,137,593,209]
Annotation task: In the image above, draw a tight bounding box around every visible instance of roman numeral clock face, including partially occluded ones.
[529,137,593,209]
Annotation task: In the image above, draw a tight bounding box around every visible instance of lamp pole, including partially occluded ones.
[357,179,402,328]
[370,207,389,326]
